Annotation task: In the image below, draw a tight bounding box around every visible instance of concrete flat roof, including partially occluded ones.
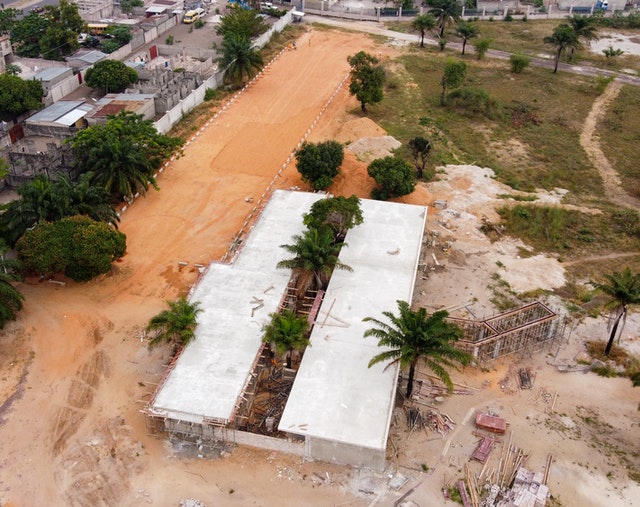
[149,190,324,425]
[279,199,427,451]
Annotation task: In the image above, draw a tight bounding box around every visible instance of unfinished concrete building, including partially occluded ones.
[449,302,562,366]
[145,190,428,470]
[127,68,204,114]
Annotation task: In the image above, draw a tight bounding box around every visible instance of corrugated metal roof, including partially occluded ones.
[26,101,84,123]
[34,67,72,82]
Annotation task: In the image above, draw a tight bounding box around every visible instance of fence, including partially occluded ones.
[152,9,295,134]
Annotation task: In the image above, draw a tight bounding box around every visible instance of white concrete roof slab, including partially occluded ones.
[279,199,427,451]
[149,190,324,424]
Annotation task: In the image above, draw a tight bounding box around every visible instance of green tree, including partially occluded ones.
[590,268,640,356]
[412,13,437,48]
[426,0,462,38]
[10,12,50,57]
[0,74,43,122]
[38,0,85,60]
[216,8,268,39]
[567,14,599,58]
[473,38,491,60]
[104,25,133,46]
[544,23,581,73]
[70,111,182,200]
[147,297,203,352]
[407,136,432,179]
[277,227,352,292]
[441,58,466,105]
[84,60,138,93]
[0,8,19,35]
[0,241,24,329]
[219,32,263,85]
[262,309,310,369]
[510,52,531,73]
[303,195,364,241]
[0,174,119,246]
[16,215,126,281]
[455,20,479,55]
[363,301,471,397]
[367,156,416,201]
[347,51,385,113]
[120,0,144,14]
[295,141,344,191]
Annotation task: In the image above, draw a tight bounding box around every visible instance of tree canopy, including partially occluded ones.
[262,309,310,369]
[426,0,462,38]
[0,174,119,247]
[0,241,24,329]
[412,14,437,48]
[407,137,432,180]
[219,32,263,85]
[455,20,479,55]
[216,8,268,39]
[441,58,467,105]
[0,74,43,122]
[277,227,352,292]
[367,156,417,201]
[295,140,344,190]
[303,195,363,241]
[85,60,138,93]
[590,268,640,356]
[347,51,385,113]
[69,111,182,200]
[544,23,582,73]
[147,297,203,352]
[364,301,471,397]
[16,215,126,281]
[11,0,84,60]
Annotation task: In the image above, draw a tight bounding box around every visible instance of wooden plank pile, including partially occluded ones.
[404,406,456,436]
[518,368,534,389]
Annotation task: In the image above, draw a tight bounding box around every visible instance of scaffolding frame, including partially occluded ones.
[449,302,562,366]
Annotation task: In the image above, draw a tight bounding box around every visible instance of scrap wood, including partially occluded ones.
[456,479,472,507]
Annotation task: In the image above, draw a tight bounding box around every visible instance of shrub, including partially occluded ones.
[367,156,416,201]
[17,216,126,281]
[446,87,505,120]
[510,52,530,74]
[204,88,217,101]
[473,38,491,60]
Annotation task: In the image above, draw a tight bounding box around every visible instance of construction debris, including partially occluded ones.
[471,436,496,463]
[475,412,507,434]
[517,368,535,389]
[405,406,456,436]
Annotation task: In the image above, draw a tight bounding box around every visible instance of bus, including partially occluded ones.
[87,23,109,36]
[183,8,206,24]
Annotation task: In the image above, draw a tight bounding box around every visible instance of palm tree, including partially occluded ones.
[0,242,24,329]
[220,32,263,85]
[412,14,437,48]
[277,227,352,292]
[590,268,640,356]
[566,14,599,60]
[262,309,310,369]
[544,23,582,73]
[146,297,203,352]
[59,173,120,227]
[428,0,462,39]
[455,20,479,56]
[363,301,471,397]
[87,131,157,199]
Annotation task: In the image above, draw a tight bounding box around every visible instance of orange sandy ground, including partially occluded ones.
[0,28,404,506]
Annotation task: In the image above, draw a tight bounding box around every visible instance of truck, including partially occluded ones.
[183,7,206,24]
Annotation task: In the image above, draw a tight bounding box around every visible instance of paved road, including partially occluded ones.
[306,14,640,86]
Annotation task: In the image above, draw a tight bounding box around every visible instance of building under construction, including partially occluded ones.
[144,190,428,470]
[449,302,563,366]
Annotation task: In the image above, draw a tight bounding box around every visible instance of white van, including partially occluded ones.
[183,7,206,24]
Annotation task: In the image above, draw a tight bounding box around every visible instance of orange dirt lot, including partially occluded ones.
[0,29,389,506]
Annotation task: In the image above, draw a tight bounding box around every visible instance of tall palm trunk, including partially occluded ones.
[554,48,562,73]
[406,359,417,397]
[605,307,625,356]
